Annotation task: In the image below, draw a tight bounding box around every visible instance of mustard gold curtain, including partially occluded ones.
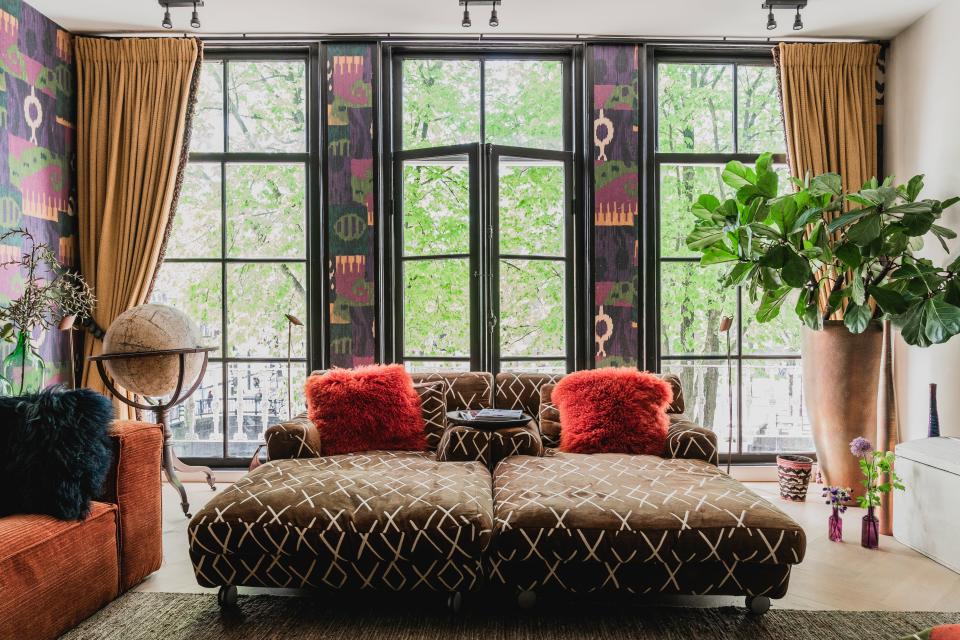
[774,42,881,319]
[76,37,202,418]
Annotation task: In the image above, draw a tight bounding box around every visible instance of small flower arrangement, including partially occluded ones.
[822,486,851,542]
[822,486,852,512]
[850,437,905,509]
[850,437,905,549]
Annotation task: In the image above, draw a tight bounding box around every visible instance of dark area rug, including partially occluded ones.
[62,591,959,640]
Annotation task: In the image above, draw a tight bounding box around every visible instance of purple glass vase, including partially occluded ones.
[828,508,843,542]
[861,506,880,549]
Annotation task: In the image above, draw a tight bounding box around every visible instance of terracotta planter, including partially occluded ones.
[801,321,883,500]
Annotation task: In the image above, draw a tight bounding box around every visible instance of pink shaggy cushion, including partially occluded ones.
[305,364,427,455]
[551,368,673,455]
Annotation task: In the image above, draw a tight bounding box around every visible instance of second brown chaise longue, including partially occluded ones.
[188,372,806,613]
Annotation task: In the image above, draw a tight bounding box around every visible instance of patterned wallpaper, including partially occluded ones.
[591,44,640,368]
[326,43,376,368]
[0,0,75,386]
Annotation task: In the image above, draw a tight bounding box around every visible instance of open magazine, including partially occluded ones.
[458,409,524,421]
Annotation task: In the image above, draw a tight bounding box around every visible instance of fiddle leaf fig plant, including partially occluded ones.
[685,153,960,347]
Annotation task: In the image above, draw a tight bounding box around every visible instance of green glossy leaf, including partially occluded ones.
[945,279,960,307]
[844,303,873,333]
[757,169,778,199]
[691,194,721,221]
[851,272,866,305]
[809,173,842,198]
[942,196,960,210]
[901,211,935,237]
[724,262,756,286]
[887,201,934,215]
[686,225,726,251]
[898,301,931,347]
[924,296,960,344]
[836,243,862,269]
[846,215,883,246]
[755,152,773,176]
[701,246,739,265]
[826,208,873,233]
[905,175,924,202]
[749,222,782,240]
[759,244,790,268]
[846,194,875,208]
[769,197,798,234]
[869,286,908,315]
[782,251,811,288]
[757,286,791,322]
[722,161,756,190]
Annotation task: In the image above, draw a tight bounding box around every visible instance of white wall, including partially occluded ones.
[886,0,960,440]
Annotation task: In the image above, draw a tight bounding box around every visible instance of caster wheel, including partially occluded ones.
[446,592,463,614]
[218,585,238,608]
[517,590,537,610]
[745,595,770,615]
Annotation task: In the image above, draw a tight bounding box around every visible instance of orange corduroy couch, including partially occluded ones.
[0,421,164,640]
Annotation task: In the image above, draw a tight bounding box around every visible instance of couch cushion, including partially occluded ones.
[0,388,115,520]
[305,365,427,455]
[410,372,493,411]
[491,453,805,570]
[495,373,565,418]
[0,501,119,640]
[413,382,446,451]
[189,452,494,592]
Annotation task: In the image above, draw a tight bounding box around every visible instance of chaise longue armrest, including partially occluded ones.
[663,415,719,466]
[99,420,164,592]
[265,412,321,460]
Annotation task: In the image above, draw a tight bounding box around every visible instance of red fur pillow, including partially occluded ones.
[551,368,672,455]
[305,364,427,455]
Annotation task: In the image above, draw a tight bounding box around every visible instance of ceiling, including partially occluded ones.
[29,0,941,40]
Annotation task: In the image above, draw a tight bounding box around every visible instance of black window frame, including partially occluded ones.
[163,46,323,467]
[641,46,814,465]
[381,46,588,375]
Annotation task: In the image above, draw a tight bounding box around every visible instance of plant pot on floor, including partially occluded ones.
[801,321,883,501]
[777,454,814,501]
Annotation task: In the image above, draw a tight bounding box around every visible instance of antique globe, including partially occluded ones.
[102,304,205,398]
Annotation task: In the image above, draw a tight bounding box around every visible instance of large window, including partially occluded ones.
[391,55,575,374]
[151,53,315,462]
[653,55,812,457]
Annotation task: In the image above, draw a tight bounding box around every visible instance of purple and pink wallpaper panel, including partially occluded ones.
[0,0,75,386]
[326,43,376,368]
[591,44,639,368]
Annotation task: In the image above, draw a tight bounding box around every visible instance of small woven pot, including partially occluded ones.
[777,454,814,501]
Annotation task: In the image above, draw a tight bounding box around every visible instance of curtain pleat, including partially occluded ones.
[774,42,881,319]
[75,37,202,418]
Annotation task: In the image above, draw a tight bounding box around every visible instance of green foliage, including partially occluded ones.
[685,154,960,347]
[856,450,905,509]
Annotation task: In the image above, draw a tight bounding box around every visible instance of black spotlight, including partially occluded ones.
[766,7,777,30]
[489,2,499,27]
[162,3,173,29]
[191,1,201,28]
[462,2,472,27]
[793,6,803,30]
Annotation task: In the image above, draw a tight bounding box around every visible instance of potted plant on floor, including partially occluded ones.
[0,228,96,394]
[685,154,960,496]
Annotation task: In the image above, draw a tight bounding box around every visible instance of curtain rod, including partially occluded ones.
[82,31,884,46]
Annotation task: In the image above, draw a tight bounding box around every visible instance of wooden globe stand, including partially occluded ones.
[90,347,218,517]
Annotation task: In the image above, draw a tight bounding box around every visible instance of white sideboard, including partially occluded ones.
[894,437,960,574]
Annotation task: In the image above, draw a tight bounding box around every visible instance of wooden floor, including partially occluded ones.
[137,480,960,611]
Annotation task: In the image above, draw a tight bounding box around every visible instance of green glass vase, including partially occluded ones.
[3,330,45,395]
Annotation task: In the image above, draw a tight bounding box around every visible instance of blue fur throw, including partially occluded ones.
[0,388,115,520]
